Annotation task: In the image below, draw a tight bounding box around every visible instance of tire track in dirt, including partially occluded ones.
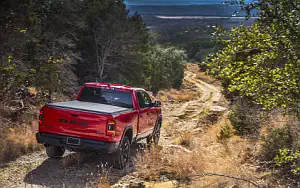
[158,65,225,151]
[158,65,263,188]
[163,68,222,130]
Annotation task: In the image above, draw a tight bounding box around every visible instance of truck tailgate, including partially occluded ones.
[40,106,112,141]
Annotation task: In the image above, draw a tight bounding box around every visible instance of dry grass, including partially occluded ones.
[89,172,111,188]
[136,147,204,182]
[174,93,196,102]
[185,64,220,86]
[0,93,70,165]
[0,121,42,165]
[196,72,219,85]
[168,91,197,102]
[158,88,200,103]
[88,172,111,188]
[97,177,111,188]
[175,133,193,148]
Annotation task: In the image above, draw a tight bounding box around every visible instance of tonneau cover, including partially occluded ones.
[46,100,132,115]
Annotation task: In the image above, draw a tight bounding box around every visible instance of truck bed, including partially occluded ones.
[46,100,133,115]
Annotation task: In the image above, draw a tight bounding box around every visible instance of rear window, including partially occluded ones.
[78,87,133,108]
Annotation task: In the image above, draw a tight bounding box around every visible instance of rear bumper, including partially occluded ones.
[36,132,119,154]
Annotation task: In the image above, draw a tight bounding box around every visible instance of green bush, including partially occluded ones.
[142,45,186,94]
[217,123,234,142]
[275,149,300,175]
[261,127,293,161]
[228,99,262,136]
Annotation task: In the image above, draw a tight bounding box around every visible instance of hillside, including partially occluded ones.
[0,64,294,188]
[1,0,299,187]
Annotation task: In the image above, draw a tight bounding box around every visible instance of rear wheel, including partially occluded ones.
[114,136,131,169]
[46,146,65,158]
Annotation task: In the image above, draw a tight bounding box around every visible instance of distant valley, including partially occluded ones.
[127,4,256,61]
[127,5,256,29]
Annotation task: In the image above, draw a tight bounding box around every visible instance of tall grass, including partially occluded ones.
[0,122,42,165]
[136,147,204,182]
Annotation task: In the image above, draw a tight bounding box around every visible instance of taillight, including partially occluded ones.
[107,120,116,136]
[39,110,44,126]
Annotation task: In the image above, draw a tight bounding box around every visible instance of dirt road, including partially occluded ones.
[0,64,263,188]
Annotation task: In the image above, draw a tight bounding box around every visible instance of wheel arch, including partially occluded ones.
[120,126,134,146]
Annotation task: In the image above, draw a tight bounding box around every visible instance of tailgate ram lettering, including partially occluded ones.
[60,118,89,126]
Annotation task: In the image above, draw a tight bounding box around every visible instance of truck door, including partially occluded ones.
[136,91,152,135]
[141,91,158,131]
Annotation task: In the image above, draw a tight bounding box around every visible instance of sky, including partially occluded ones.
[125,0,238,5]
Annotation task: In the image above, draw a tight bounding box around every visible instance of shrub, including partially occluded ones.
[142,45,186,94]
[261,127,293,161]
[217,123,234,142]
[228,99,262,136]
[275,149,300,175]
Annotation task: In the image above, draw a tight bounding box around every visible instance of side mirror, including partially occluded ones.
[153,101,161,107]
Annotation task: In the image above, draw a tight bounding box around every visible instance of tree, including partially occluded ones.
[77,0,150,84]
[206,0,300,117]
[0,0,186,103]
[0,0,80,101]
[142,45,186,94]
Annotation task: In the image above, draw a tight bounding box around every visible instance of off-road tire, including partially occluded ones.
[152,120,161,145]
[147,119,162,146]
[46,146,65,158]
[114,136,131,169]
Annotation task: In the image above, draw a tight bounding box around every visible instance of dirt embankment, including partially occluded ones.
[0,64,281,188]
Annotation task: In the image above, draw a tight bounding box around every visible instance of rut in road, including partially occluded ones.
[176,70,222,118]
[160,64,224,141]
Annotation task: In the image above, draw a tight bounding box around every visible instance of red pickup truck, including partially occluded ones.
[36,83,162,168]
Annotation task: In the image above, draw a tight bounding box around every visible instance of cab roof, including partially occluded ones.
[84,82,145,91]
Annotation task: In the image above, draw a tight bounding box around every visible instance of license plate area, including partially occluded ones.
[66,137,81,146]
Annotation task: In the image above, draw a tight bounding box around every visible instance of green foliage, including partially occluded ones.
[260,121,300,179]
[155,22,224,62]
[0,0,186,103]
[0,0,80,100]
[207,23,300,112]
[36,56,71,95]
[206,0,300,117]
[217,123,234,142]
[0,56,35,100]
[142,45,186,94]
[275,149,300,175]
[228,99,262,136]
[261,127,293,161]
